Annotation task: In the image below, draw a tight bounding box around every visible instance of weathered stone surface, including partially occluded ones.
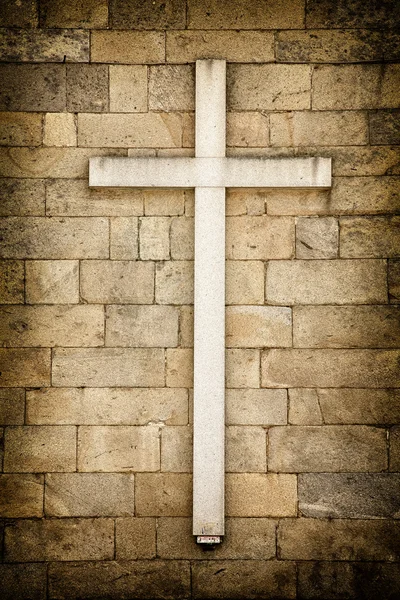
[266,259,387,305]
[0,112,42,146]
[26,387,188,426]
[110,66,148,113]
[0,179,45,216]
[330,146,400,177]
[91,31,165,63]
[226,349,260,389]
[0,29,89,62]
[0,474,43,517]
[294,306,400,348]
[268,425,387,472]
[340,216,400,258]
[40,0,108,28]
[136,473,191,516]
[149,65,194,111]
[156,261,193,304]
[4,425,76,472]
[0,389,24,425]
[67,65,108,112]
[226,261,265,305]
[226,389,287,425]
[0,260,24,303]
[5,518,114,562]
[0,64,65,111]
[227,112,269,148]
[370,110,400,145]
[228,64,311,110]
[78,426,159,472]
[81,261,154,304]
[306,0,400,28]
[296,216,338,259]
[45,473,135,517]
[170,217,193,260]
[288,389,324,425]
[226,426,266,472]
[140,217,170,260]
[332,176,400,214]
[226,190,266,216]
[226,473,297,517]
[226,216,294,259]
[52,348,165,387]
[166,348,193,388]
[161,426,192,472]
[167,30,274,62]
[106,305,178,347]
[0,305,104,347]
[318,388,400,425]
[116,518,156,559]
[110,0,185,28]
[0,564,46,600]
[390,260,400,303]
[44,113,76,147]
[179,306,193,347]
[226,306,292,348]
[0,348,50,387]
[262,349,400,388]
[145,190,185,216]
[299,473,400,519]
[110,217,138,260]
[26,260,79,304]
[0,0,38,27]
[278,518,400,560]
[391,426,400,471]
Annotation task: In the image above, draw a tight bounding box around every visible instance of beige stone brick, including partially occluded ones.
[0,179,45,216]
[390,260,400,304]
[296,217,338,259]
[0,474,43,517]
[78,426,159,472]
[227,111,269,147]
[26,260,78,304]
[226,349,260,388]
[226,216,294,259]
[136,473,191,516]
[91,31,165,63]
[110,217,138,260]
[44,113,76,147]
[370,111,400,145]
[226,190,267,216]
[0,0,38,27]
[170,217,194,260]
[332,176,400,215]
[109,66,148,113]
[306,0,399,29]
[167,30,274,63]
[278,518,400,561]
[270,425,387,473]
[139,217,170,260]
[0,217,108,259]
[188,0,304,28]
[226,426,266,472]
[81,261,154,304]
[226,473,297,517]
[0,305,104,348]
[4,425,76,472]
[0,260,24,304]
[5,518,114,562]
[0,564,46,600]
[144,190,185,216]
[340,216,400,258]
[106,305,178,347]
[265,188,331,217]
[156,261,193,304]
[179,305,193,347]
[318,388,400,425]
[0,389,25,425]
[166,348,193,388]
[294,306,400,349]
[288,389,324,425]
[390,427,400,471]
[313,64,400,110]
[27,387,188,426]
[40,0,108,28]
[0,112,42,146]
[0,28,89,62]
[226,306,292,348]
[116,518,156,559]
[228,64,311,110]
[265,259,387,305]
[262,349,400,388]
[0,348,50,387]
[45,473,135,517]
[149,65,194,112]
[67,65,108,112]
[330,147,400,177]
[110,0,185,29]
[226,389,287,426]
[161,426,192,472]
[52,348,165,387]
[0,64,65,112]
[226,261,265,305]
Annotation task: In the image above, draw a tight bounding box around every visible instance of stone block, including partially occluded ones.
[170,217,194,259]
[0,389,24,425]
[167,30,274,63]
[340,216,400,258]
[0,305,104,347]
[265,259,387,305]
[0,260,24,303]
[226,260,264,305]
[268,425,387,472]
[26,387,188,426]
[156,261,193,304]
[390,426,400,472]
[166,348,193,387]
[0,564,46,600]
[288,389,323,425]
[226,306,292,348]
[296,216,338,259]
[227,111,269,147]
[80,261,154,304]
[110,0,186,28]
[0,217,108,259]
[161,426,192,472]
[78,426,160,473]
[91,31,165,63]
[278,518,400,561]
[135,473,191,516]
[145,190,185,216]
[228,64,311,110]
[299,473,400,519]
[0,474,43,517]
[264,188,330,217]
[294,306,400,348]
[179,305,193,347]
[53,348,165,387]
[0,179,45,216]
[110,217,138,260]
[45,473,135,517]
[106,305,178,347]
[116,518,156,559]
[262,349,400,388]
[226,389,287,425]
[110,66,148,113]
[5,518,114,562]
[226,349,260,388]
[226,190,266,216]
[4,425,76,472]
[0,64,65,112]
[0,112,42,146]
[370,110,400,145]
[140,217,170,260]
[0,0,38,27]
[149,65,195,111]
[318,388,400,425]
[226,473,297,517]
[0,28,89,62]
[226,216,294,259]
[67,65,108,112]
[332,176,400,215]
[26,260,79,304]
[313,64,400,110]
[0,348,50,387]
[330,146,400,177]
[40,0,108,28]
[390,260,400,303]
[226,426,266,472]
[306,0,400,28]
[44,113,76,147]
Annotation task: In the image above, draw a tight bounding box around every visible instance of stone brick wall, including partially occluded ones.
[0,1,399,598]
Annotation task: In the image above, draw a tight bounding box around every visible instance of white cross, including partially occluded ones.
[89,60,331,544]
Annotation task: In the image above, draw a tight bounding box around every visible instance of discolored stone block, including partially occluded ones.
[318,388,400,425]
[91,31,165,63]
[0,0,38,27]
[0,28,89,62]
[161,426,192,472]
[226,426,266,472]
[0,389,24,425]
[0,260,24,303]
[226,306,292,348]
[306,0,400,28]
[226,473,297,517]
[370,110,400,145]
[109,66,148,113]
[390,426,400,471]
[0,474,43,517]
[149,65,195,111]
[0,564,46,600]
[340,216,400,258]
[296,217,338,259]
[26,260,79,304]
[67,65,108,112]
[80,261,154,304]
[0,348,50,387]
[331,176,400,215]
[389,260,400,303]
[0,64,66,112]
[106,305,179,347]
[0,112,42,146]
[116,518,156,559]
[0,179,45,216]
[226,261,265,305]
[44,113,76,147]
[110,0,186,29]
[135,473,192,516]
[226,216,295,259]
[156,261,193,305]
[40,0,108,28]
[226,389,287,425]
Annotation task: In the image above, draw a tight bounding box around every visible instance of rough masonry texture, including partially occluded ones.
[0,1,399,599]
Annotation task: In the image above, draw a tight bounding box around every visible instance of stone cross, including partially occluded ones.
[89,59,331,544]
